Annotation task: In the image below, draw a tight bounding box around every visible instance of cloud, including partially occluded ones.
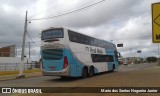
[0,0,159,60]
[38,0,142,28]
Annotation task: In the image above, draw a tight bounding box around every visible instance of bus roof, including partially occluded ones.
[42,26,116,49]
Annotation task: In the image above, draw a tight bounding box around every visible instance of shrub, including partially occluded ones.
[146,57,157,63]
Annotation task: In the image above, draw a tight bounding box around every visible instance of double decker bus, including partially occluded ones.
[40,27,119,78]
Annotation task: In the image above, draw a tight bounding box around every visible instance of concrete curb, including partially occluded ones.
[0,72,42,81]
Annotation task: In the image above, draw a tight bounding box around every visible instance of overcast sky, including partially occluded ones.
[0,0,160,61]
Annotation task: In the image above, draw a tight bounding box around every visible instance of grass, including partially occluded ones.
[0,68,41,76]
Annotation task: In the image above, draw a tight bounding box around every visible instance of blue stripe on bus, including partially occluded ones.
[105,49,118,71]
[42,59,64,71]
[41,50,64,71]
[64,48,98,77]
[65,48,81,77]
[41,48,103,77]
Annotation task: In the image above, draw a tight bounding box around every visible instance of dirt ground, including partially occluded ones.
[10,65,160,96]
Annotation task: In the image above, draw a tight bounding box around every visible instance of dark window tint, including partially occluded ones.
[68,30,91,45]
[42,28,63,40]
[91,54,114,62]
[106,55,114,62]
[114,51,118,61]
[42,49,63,60]
[68,30,116,50]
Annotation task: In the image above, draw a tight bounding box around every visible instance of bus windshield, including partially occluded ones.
[42,29,63,40]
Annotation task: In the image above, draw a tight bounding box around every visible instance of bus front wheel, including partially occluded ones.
[82,67,88,79]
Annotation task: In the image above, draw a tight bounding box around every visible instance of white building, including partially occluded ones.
[0,57,32,71]
[122,57,144,65]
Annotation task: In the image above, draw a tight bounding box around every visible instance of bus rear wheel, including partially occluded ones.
[111,64,115,72]
[82,67,88,79]
[60,76,67,79]
[89,67,94,77]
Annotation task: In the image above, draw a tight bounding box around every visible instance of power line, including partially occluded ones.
[43,0,98,18]
[28,0,74,19]
[31,0,100,26]
[0,42,39,43]
[26,31,40,46]
[29,0,106,21]
[111,35,151,41]
[26,24,41,46]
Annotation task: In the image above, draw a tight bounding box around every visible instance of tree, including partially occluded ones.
[146,57,157,63]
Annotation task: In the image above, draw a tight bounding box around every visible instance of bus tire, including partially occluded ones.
[111,64,115,72]
[82,67,88,79]
[60,76,67,79]
[60,76,66,79]
[89,66,94,77]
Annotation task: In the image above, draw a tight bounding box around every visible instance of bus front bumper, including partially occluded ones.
[42,67,70,76]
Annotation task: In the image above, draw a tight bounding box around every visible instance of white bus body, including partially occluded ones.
[41,27,119,78]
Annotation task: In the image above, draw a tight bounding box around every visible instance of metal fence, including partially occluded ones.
[0,63,38,71]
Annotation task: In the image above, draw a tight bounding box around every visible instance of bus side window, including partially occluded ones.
[114,51,118,61]
[106,55,114,62]
[76,34,81,43]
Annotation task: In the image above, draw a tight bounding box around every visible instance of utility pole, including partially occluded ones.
[29,42,30,58]
[15,47,17,57]
[130,48,132,57]
[29,42,32,69]
[17,11,28,78]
